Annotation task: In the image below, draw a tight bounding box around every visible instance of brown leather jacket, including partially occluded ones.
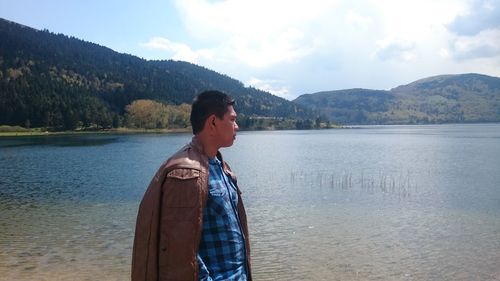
[131,137,251,281]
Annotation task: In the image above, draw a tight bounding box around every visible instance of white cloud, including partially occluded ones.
[445,0,500,61]
[450,29,500,60]
[247,78,291,99]
[440,48,450,58]
[345,11,372,27]
[375,38,416,61]
[220,27,310,68]
[173,0,335,67]
[448,0,500,36]
[140,37,213,63]
[143,0,500,99]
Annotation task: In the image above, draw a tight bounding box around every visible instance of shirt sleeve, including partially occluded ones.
[197,253,213,281]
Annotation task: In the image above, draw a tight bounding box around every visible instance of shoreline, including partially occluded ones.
[0,127,192,137]
[0,125,344,138]
[2,122,499,137]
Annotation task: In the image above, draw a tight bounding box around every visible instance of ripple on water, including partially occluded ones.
[0,201,135,281]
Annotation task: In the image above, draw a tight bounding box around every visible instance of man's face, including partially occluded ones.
[214,105,239,148]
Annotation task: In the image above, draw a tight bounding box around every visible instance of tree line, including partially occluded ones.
[0,18,320,131]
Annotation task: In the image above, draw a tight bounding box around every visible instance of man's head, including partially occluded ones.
[191,90,239,148]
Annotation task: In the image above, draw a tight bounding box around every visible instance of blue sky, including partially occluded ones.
[1,0,499,100]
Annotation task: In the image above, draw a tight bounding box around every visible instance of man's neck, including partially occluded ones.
[195,133,218,158]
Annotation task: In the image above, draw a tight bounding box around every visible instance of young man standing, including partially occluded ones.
[132,90,251,281]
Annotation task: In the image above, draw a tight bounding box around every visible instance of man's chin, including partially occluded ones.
[223,138,235,147]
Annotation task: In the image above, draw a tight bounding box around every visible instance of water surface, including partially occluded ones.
[1,124,499,280]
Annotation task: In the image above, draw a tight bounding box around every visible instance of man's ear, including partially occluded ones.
[209,115,216,128]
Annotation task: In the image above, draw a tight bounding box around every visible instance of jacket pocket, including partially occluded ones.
[167,168,200,180]
[163,168,200,208]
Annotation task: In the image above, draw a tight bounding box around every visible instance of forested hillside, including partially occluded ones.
[295,73,500,124]
[3,17,499,130]
[0,18,314,130]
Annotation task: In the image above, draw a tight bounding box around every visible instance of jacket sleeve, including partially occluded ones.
[131,169,165,281]
[157,168,207,281]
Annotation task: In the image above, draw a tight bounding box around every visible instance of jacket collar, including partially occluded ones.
[191,136,232,175]
[190,136,225,163]
[190,136,205,156]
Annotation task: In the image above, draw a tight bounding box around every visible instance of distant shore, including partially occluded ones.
[0,124,346,137]
[0,125,192,137]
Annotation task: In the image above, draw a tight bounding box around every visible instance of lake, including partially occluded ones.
[1,124,500,280]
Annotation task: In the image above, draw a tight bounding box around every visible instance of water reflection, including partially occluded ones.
[0,135,120,148]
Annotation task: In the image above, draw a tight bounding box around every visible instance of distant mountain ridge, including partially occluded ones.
[294,73,500,124]
[0,18,313,129]
[2,17,499,129]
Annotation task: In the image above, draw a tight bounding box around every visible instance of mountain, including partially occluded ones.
[3,18,499,129]
[294,73,500,124]
[0,18,314,130]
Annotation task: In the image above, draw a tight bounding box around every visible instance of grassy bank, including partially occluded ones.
[0,125,191,137]
[0,125,47,136]
[0,123,343,137]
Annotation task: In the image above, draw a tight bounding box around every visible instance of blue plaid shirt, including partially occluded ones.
[197,157,247,281]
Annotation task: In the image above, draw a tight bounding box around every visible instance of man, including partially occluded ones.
[132,90,251,281]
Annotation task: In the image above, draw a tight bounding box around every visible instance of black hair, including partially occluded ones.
[190,90,235,134]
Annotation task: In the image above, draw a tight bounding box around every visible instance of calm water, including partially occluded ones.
[1,124,500,281]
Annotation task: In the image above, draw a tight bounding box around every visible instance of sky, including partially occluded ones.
[1,0,499,100]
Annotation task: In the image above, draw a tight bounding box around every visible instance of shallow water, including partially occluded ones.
[1,124,500,280]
